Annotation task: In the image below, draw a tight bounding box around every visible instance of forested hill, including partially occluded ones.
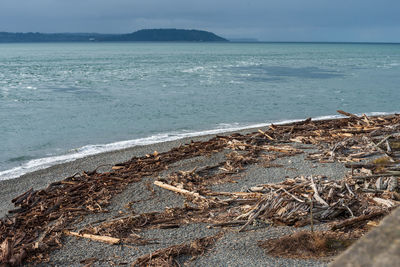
[115,29,228,42]
[0,29,228,42]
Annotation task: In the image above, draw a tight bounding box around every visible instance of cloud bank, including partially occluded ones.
[1,0,399,42]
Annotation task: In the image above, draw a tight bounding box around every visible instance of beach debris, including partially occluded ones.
[235,175,399,231]
[154,180,207,200]
[258,230,359,259]
[1,112,400,265]
[330,210,386,231]
[64,231,120,245]
[131,232,223,267]
[80,257,98,267]
[0,138,227,265]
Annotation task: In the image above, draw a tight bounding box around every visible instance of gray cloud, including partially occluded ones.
[1,0,399,42]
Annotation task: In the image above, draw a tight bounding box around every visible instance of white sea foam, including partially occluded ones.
[181,66,205,73]
[229,80,244,84]
[0,111,395,181]
[378,62,400,69]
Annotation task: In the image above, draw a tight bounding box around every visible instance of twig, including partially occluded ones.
[375,134,393,148]
[258,129,274,140]
[345,183,355,197]
[309,176,329,207]
[386,140,392,153]
[209,220,247,228]
[310,198,314,233]
[281,188,305,203]
[343,205,354,217]
[94,164,114,173]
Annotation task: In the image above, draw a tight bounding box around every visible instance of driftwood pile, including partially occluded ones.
[0,139,227,265]
[234,174,398,232]
[1,111,400,266]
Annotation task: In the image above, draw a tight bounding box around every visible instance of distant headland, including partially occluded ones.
[0,29,228,43]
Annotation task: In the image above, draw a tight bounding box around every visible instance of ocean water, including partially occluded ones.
[1,42,400,180]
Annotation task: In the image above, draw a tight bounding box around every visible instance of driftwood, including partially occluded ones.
[373,197,395,207]
[367,137,395,162]
[331,211,386,231]
[351,173,400,180]
[0,137,228,265]
[310,176,329,207]
[209,220,247,228]
[64,231,120,245]
[258,129,275,140]
[131,233,222,267]
[345,163,392,169]
[235,175,399,231]
[154,181,206,199]
[1,112,400,265]
[337,110,359,118]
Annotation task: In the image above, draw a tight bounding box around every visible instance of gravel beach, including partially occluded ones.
[0,134,214,218]
[0,125,360,266]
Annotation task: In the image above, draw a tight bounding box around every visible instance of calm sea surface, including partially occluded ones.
[1,42,400,179]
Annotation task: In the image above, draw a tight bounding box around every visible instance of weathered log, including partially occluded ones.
[64,231,120,245]
[372,197,396,207]
[337,110,359,118]
[331,211,387,231]
[209,220,247,228]
[11,188,34,205]
[154,181,206,199]
[344,163,383,169]
[352,173,400,180]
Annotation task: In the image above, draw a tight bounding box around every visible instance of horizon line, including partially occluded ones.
[1,31,399,44]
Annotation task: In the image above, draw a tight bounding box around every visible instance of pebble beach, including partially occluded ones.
[1,124,351,266]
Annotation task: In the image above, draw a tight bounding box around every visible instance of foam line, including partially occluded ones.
[0,111,394,181]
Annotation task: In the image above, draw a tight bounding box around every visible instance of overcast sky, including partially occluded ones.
[1,0,400,42]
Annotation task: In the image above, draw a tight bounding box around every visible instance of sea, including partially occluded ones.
[1,42,400,180]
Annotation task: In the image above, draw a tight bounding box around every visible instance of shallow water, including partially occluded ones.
[1,42,400,179]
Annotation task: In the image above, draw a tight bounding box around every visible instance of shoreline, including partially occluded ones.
[1,113,399,266]
[1,111,394,182]
[0,112,396,217]
[0,126,263,218]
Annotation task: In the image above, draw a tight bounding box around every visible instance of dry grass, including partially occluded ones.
[258,231,359,259]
